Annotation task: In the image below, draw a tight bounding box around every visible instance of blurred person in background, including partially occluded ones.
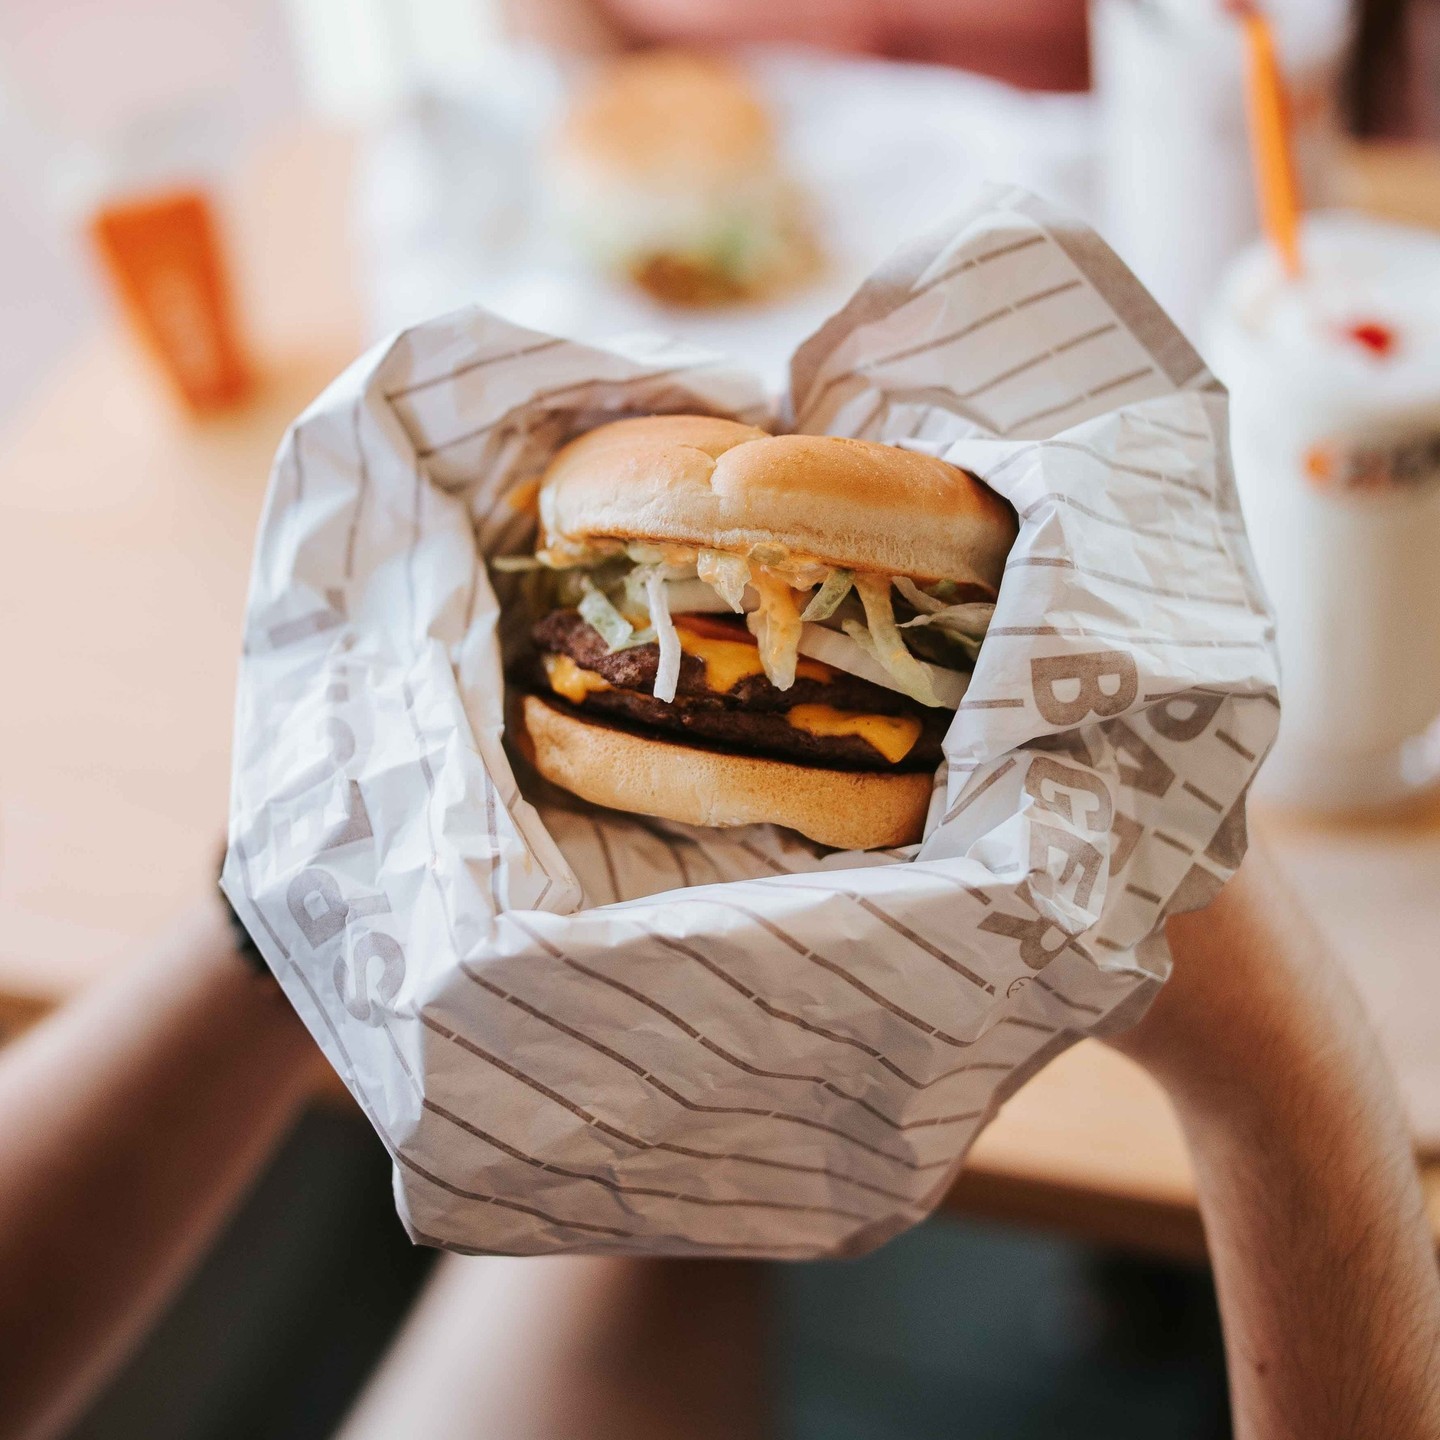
[1,847,1438,1440]
[506,0,1440,130]
[503,0,1091,91]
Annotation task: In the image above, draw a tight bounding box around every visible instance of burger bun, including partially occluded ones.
[519,694,934,852]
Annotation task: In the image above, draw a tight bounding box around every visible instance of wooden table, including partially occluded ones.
[4,132,1439,1262]
[0,130,363,1025]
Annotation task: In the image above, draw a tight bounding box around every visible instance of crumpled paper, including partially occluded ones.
[224,186,1278,1258]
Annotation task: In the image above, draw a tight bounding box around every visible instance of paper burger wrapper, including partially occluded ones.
[224,185,1278,1258]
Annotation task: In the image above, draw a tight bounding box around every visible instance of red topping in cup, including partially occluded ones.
[1345,320,1397,358]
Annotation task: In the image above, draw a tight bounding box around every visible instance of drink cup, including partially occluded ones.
[89,187,251,413]
[1092,0,1349,339]
[1207,211,1440,811]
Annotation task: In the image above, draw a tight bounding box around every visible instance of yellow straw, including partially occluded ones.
[1238,5,1303,278]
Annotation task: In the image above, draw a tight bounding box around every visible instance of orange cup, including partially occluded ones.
[88,187,253,414]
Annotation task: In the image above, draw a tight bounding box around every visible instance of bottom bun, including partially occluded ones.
[519,694,934,851]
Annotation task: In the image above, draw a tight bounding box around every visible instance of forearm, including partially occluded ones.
[1131,850,1440,1439]
[0,897,321,1440]
[1184,1068,1439,1440]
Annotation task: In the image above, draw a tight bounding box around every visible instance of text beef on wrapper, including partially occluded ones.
[223,185,1279,1258]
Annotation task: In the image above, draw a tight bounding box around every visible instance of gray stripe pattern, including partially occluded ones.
[221,190,1278,1259]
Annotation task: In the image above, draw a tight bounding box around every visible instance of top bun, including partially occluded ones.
[538,415,1018,588]
[555,52,775,187]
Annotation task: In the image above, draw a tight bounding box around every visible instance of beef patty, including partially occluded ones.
[529,609,950,771]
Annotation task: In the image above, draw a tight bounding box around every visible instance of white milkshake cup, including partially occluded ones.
[1207,211,1440,811]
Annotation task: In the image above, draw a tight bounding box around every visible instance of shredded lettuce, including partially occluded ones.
[552,569,587,608]
[851,574,948,708]
[892,577,944,614]
[696,549,751,612]
[539,536,992,704]
[899,600,995,666]
[583,553,634,592]
[747,542,789,567]
[901,623,982,670]
[578,581,635,652]
[901,601,994,634]
[645,569,682,703]
[926,577,996,605]
[900,602,994,637]
[746,570,803,690]
[800,568,854,622]
[535,537,625,569]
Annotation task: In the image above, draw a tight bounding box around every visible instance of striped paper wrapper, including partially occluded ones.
[224,187,1279,1258]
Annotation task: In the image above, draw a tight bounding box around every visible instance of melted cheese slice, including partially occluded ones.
[784,704,922,765]
[544,653,611,705]
[675,619,831,694]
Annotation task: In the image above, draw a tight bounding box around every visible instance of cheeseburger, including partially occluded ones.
[552,51,818,306]
[504,415,1016,851]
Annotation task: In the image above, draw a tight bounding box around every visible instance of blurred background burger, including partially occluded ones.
[549,51,820,306]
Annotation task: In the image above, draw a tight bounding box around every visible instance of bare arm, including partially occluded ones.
[0,895,322,1440]
[1112,843,1440,1440]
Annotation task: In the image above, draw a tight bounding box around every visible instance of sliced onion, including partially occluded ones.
[645,569,682,703]
[798,623,970,709]
[662,577,738,614]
